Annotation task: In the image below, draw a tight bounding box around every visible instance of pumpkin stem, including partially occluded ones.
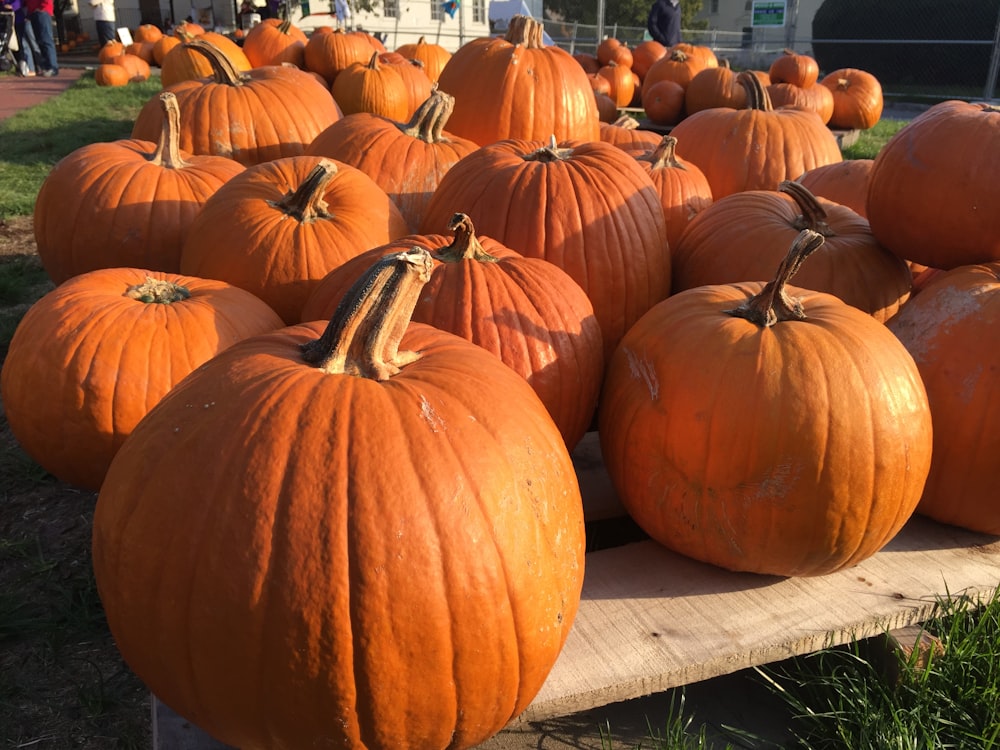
[184,38,245,86]
[124,276,191,304]
[611,114,640,130]
[300,246,435,380]
[278,18,292,34]
[268,160,338,222]
[434,213,498,263]
[400,88,455,143]
[642,135,690,171]
[505,14,545,49]
[725,229,826,327]
[523,135,571,162]
[738,70,773,112]
[148,91,189,169]
[781,180,835,236]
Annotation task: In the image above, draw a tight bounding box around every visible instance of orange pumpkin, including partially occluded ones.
[599,229,933,577]
[766,81,835,125]
[866,100,1000,269]
[642,78,686,126]
[684,60,747,115]
[132,40,342,166]
[394,35,452,83]
[301,213,605,449]
[377,53,434,120]
[768,48,819,87]
[179,156,410,323]
[820,67,884,130]
[92,246,585,749]
[305,89,478,231]
[887,263,1000,533]
[160,31,252,87]
[0,268,283,491]
[797,159,873,218]
[303,26,374,85]
[420,137,670,362]
[671,180,911,321]
[633,134,714,252]
[132,23,163,44]
[598,114,662,154]
[94,63,130,86]
[435,15,600,147]
[670,71,842,198]
[97,39,126,63]
[111,52,151,81]
[596,37,633,68]
[630,39,667,80]
[34,92,245,283]
[597,60,636,108]
[331,51,410,121]
[241,17,308,68]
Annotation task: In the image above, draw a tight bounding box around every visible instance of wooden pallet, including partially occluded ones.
[153,431,1000,747]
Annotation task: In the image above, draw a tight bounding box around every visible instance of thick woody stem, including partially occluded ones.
[643,135,688,171]
[738,70,773,112]
[434,213,498,263]
[523,134,571,163]
[505,14,544,48]
[780,180,835,236]
[725,229,826,327]
[400,88,455,143]
[148,92,190,169]
[300,247,435,380]
[124,276,191,304]
[268,160,338,222]
[184,38,246,85]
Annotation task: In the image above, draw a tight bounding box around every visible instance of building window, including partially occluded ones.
[710,0,719,11]
[384,0,399,17]
[430,0,443,20]
[472,0,483,23]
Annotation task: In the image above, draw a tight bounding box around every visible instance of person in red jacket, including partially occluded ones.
[25,0,56,76]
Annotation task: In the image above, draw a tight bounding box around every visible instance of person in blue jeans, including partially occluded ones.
[26,0,57,76]
[5,0,39,75]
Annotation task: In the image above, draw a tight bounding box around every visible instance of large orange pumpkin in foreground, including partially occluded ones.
[599,230,933,577]
[92,247,585,750]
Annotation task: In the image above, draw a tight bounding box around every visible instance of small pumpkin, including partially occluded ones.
[95,63,130,86]
[241,17,308,68]
[768,48,819,88]
[820,68,884,130]
[394,35,452,83]
[331,51,410,121]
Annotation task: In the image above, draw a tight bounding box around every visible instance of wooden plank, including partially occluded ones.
[514,515,1000,723]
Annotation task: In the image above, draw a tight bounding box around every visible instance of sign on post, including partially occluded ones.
[751,0,786,27]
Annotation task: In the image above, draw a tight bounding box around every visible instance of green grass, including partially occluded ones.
[841,117,910,160]
[0,73,161,218]
[597,587,1000,749]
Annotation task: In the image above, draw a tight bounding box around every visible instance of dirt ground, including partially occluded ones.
[0,214,152,748]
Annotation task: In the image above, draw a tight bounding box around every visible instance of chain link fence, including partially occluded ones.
[543,1,1000,104]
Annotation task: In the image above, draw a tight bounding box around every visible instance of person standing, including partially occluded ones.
[25,0,57,76]
[89,0,115,47]
[7,0,39,76]
[647,0,681,47]
[333,0,350,29]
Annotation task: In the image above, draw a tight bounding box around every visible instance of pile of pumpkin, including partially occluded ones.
[4,13,999,749]
[575,38,884,132]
